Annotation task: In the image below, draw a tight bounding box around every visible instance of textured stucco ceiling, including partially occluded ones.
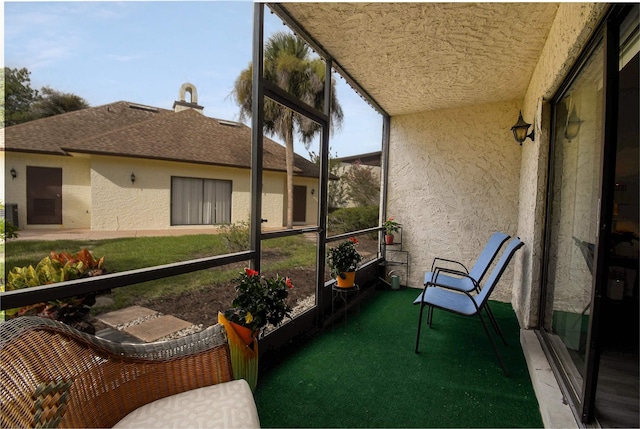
[277,3,560,116]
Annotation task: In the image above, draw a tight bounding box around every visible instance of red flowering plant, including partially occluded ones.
[224,268,294,334]
[327,237,363,279]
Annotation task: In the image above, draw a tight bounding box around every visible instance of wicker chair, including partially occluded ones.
[0,316,251,428]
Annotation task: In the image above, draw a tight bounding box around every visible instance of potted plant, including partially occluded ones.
[327,237,363,288]
[383,217,401,244]
[222,268,294,344]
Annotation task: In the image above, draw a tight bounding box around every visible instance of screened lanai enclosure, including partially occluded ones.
[2,3,638,428]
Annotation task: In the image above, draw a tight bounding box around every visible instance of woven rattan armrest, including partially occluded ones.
[1,316,233,428]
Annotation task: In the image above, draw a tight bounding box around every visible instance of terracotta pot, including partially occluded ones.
[385,234,394,245]
[336,271,356,288]
[229,321,257,345]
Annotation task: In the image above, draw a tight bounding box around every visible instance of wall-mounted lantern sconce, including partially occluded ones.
[311,188,315,196]
[511,110,535,145]
[10,168,17,180]
[130,172,136,184]
[564,106,583,141]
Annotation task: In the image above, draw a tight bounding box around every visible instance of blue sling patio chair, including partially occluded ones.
[423,231,510,339]
[423,231,510,294]
[413,237,524,376]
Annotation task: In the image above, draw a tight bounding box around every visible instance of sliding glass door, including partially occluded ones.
[542,29,604,400]
[540,4,639,425]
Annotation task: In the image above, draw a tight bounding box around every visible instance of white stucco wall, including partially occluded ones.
[262,171,286,228]
[262,171,319,228]
[4,149,320,233]
[295,176,320,226]
[513,2,608,327]
[388,101,521,302]
[4,152,92,229]
[90,156,251,231]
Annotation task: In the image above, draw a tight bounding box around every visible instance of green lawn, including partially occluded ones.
[3,234,317,313]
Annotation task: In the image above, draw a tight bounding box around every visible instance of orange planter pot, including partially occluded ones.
[218,313,259,391]
[336,271,356,288]
[229,321,256,346]
[385,234,394,245]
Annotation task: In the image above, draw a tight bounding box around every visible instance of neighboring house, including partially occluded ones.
[0,83,320,231]
[336,151,381,169]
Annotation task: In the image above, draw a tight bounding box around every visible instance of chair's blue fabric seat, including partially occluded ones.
[413,287,478,316]
[424,271,476,292]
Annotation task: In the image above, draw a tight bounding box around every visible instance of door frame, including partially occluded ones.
[538,4,636,423]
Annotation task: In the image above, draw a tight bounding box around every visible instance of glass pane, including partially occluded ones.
[260,235,318,331]
[325,232,379,284]
[595,6,639,427]
[544,43,604,387]
[262,6,384,237]
[4,263,243,338]
[4,1,255,265]
[263,10,327,116]
[325,83,384,238]
[260,108,321,231]
[172,177,204,225]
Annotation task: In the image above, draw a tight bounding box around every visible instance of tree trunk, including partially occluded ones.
[285,122,294,229]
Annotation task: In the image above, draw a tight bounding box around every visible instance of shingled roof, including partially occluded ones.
[1,101,320,177]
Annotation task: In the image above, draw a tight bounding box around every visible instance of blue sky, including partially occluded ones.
[3,1,383,159]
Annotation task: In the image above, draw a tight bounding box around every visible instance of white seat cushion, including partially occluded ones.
[114,379,260,428]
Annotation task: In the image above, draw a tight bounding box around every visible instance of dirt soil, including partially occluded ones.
[138,236,378,328]
[141,265,318,328]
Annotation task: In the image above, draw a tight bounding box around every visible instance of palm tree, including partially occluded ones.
[232,32,343,229]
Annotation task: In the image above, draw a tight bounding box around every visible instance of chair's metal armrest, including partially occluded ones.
[428,267,480,291]
[432,266,468,278]
[430,257,469,274]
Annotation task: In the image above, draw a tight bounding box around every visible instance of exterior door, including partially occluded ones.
[27,166,62,225]
[293,185,306,223]
[540,4,639,425]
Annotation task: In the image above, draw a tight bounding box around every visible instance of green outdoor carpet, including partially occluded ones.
[254,288,543,428]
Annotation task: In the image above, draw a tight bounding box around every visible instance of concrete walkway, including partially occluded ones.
[95,305,202,343]
[13,228,223,241]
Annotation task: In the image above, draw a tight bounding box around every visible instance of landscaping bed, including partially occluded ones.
[140,264,318,328]
[6,231,379,333]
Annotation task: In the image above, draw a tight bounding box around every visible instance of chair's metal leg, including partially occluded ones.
[428,305,434,327]
[415,301,426,353]
[477,312,509,376]
[484,304,507,345]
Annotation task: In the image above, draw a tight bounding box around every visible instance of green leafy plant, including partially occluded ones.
[384,217,400,235]
[327,206,378,235]
[224,268,294,334]
[0,201,19,240]
[219,219,250,253]
[5,249,107,332]
[1,219,19,240]
[327,237,363,279]
[342,161,380,207]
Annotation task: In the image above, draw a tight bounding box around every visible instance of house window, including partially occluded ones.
[171,177,231,225]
